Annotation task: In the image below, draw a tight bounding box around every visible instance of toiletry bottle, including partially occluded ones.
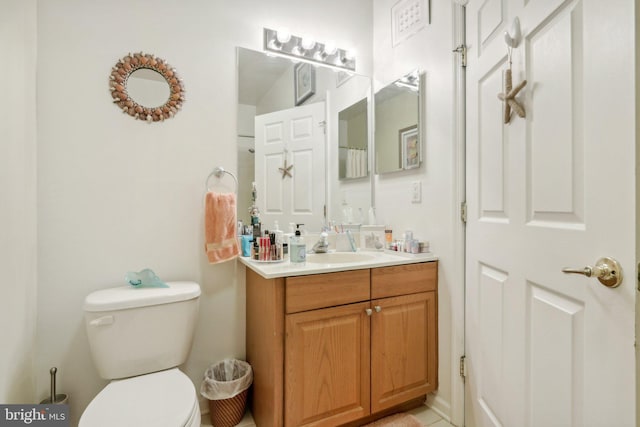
[273,220,284,245]
[272,221,283,260]
[280,223,294,258]
[385,228,393,248]
[263,230,271,260]
[252,223,261,240]
[342,200,353,224]
[289,225,306,264]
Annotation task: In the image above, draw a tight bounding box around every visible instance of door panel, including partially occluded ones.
[526,2,585,227]
[529,284,584,427]
[465,0,636,426]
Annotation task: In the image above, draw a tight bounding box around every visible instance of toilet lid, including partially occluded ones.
[80,368,198,427]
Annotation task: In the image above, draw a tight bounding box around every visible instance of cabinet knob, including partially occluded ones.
[365,308,373,316]
[374,305,382,313]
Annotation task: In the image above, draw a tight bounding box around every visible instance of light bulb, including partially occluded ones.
[276,28,291,44]
[301,36,316,51]
[323,41,337,56]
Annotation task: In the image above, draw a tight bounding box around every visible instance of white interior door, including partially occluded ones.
[465,1,636,426]
[254,102,326,232]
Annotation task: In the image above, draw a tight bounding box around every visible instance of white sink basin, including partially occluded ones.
[305,252,376,264]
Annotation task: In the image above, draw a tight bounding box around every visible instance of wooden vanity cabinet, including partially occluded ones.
[245,261,437,427]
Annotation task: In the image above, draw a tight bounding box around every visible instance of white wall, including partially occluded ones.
[373,0,462,423]
[35,0,372,423]
[0,0,38,405]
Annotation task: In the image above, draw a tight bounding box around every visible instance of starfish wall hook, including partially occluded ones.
[279,158,293,179]
[498,68,527,124]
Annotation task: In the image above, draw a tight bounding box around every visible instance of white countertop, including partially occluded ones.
[238,250,438,279]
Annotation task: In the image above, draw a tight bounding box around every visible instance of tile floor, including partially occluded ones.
[200,404,456,426]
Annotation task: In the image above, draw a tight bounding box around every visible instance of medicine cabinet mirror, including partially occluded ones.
[236,47,372,231]
[374,70,423,174]
[338,98,369,180]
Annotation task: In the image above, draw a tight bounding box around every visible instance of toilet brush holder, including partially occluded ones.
[40,367,68,405]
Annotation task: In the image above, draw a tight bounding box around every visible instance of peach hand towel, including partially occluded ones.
[204,191,240,264]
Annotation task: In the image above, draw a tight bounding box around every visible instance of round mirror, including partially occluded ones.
[127,68,171,108]
[109,52,185,123]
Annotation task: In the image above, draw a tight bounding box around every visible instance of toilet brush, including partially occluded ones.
[40,367,68,405]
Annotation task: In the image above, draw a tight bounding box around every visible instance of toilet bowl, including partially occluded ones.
[79,368,199,427]
[79,282,201,427]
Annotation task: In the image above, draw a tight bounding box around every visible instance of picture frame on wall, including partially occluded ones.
[294,62,316,106]
[400,125,419,170]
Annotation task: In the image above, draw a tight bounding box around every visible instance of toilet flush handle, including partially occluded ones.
[89,315,114,326]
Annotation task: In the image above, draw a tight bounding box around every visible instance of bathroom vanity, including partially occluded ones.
[241,252,438,427]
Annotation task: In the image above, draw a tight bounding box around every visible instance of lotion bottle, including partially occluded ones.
[289,225,306,264]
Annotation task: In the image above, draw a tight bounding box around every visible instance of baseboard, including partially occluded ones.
[426,394,451,423]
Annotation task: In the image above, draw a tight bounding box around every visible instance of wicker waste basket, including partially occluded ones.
[200,359,253,427]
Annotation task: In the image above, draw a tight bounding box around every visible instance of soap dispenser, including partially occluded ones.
[289,224,306,264]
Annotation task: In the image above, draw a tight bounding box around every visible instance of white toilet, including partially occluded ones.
[79,281,201,427]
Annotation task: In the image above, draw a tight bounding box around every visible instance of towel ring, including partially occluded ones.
[206,166,238,193]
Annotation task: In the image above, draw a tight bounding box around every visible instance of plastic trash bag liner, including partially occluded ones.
[200,359,253,400]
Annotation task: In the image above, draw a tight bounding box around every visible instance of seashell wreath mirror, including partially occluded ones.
[109,52,185,123]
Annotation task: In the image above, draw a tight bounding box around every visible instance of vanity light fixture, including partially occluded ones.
[263,28,356,72]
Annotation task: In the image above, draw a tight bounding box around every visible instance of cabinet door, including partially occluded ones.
[285,302,371,427]
[371,292,437,413]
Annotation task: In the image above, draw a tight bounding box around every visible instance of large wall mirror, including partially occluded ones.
[236,47,372,232]
[374,70,424,174]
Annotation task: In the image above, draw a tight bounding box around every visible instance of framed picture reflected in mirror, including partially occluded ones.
[294,62,316,105]
[400,125,419,170]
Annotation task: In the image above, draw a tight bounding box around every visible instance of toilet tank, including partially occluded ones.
[83,281,201,380]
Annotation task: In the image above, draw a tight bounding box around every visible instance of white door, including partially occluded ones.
[465,1,636,426]
[254,102,326,232]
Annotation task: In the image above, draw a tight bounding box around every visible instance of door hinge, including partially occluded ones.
[460,201,467,223]
[319,120,327,135]
[453,44,467,67]
[459,355,466,379]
